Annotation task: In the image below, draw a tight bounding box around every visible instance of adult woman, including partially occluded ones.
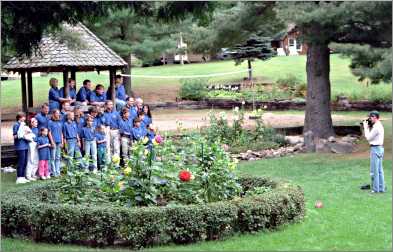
[142,104,152,127]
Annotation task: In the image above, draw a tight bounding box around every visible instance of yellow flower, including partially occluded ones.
[112,155,120,165]
[124,167,132,175]
[142,137,149,144]
[144,149,149,156]
[118,181,125,190]
[153,139,159,146]
[229,162,237,171]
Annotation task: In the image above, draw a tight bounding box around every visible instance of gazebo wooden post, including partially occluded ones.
[20,70,28,113]
[27,70,33,108]
[70,68,76,89]
[109,68,116,104]
[63,70,69,98]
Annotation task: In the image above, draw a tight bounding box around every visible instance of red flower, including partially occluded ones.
[179,170,192,182]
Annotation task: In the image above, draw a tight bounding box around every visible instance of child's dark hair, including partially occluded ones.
[16,112,26,121]
[121,107,129,117]
[95,84,104,90]
[88,106,98,114]
[138,111,145,117]
[40,127,48,133]
[133,118,142,126]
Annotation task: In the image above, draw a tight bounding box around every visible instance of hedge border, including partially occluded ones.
[1,176,305,249]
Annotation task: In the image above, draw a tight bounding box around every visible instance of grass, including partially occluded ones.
[1,54,391,109]
[1,113,391,251]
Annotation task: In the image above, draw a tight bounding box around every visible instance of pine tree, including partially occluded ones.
[276,1,392,141]
[230,36,276,80]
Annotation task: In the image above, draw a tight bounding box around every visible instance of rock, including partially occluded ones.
[328,136,336,142]
[341,136,358,143]
[316,138,331,153]
[328,141,355,154]
[304,131,316,152]
[284,135,304,145]
[293,143,304,151]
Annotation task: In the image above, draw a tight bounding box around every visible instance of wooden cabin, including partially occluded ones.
[271,24,308,56]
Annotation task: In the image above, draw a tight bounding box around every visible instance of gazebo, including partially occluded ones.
[3,22,128,113]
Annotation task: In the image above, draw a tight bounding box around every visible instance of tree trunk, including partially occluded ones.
[247,59,252,81]
[122,54,132,97]
[304,43,335,141]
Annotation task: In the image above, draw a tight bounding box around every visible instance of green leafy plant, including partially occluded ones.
[179,79,209,100]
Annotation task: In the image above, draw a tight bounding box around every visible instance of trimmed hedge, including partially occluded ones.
[1,176,305,249]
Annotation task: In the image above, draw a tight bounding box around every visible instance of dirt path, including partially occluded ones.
[1,109,355,144]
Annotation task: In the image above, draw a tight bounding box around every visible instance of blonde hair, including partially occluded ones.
[49,78,58,87]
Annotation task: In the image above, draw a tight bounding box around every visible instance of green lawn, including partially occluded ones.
[1,54,391,109]
[1,113,391,251]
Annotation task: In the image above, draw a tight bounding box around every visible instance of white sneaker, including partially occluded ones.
[40,176,46,180]
[16,177,29,184]
[91,169,98,174]
[45,176,51,179]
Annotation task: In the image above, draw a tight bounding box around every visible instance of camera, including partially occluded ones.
[360,118,373,128]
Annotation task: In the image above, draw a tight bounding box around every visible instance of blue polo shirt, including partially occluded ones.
[116,84,127,101]
[104,110,120,129]
[35,112,49,130]
[75,117,85,136]
[118,117,133,137]
[13,122,29,150]
[132,126,146,141]
[127,106,138,121]
[31,127,39,142]
[48,119,63,144]
[90,91,107,103]
[60,111,67,122]
[59,87,77,100]
[62,121,78,140]
[95,132,106,148]
[48,87,61,111]
[76,86,91,102]
[37,136,51,160]
[143,115,152,127]
[96,114,107,127]
[81,126,96,141]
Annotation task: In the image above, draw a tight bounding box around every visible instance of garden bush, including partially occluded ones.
[179,78,208,100]
[1,176,305,249]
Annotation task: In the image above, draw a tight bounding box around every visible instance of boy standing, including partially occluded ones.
[96,125,107,170]
[81,116,97,172]
[62,111,82,168]
[13,112,30,184]
[103,100,121,157]
[48,109,64,177]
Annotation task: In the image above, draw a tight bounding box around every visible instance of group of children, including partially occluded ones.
[13,76,156,184]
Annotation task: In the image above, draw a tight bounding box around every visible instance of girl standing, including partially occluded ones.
[13,112,30,184]
[37,128,51,179]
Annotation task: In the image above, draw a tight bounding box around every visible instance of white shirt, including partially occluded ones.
[364,120,384,146]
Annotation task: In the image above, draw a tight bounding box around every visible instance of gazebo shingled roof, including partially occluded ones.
[3,22,127,72]
[3,22,127,112]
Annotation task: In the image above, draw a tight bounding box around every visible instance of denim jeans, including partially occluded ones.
[50,143,62,177]
[84,140,97,170]
[97,146,106,170]
[66,138,83,168]
[370,146,385,192]
[16,149,28,178]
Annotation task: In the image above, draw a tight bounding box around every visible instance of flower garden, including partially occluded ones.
[1,108,305,249]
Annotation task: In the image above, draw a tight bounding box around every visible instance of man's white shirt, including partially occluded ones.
[364,120,384,146]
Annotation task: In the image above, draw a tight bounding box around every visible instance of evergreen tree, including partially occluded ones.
[276,1,391,140]
[230,36,276,80]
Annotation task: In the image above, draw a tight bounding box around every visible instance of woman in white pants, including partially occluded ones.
[18,118,39,181]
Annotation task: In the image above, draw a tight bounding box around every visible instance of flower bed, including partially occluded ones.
[1,176,305,249]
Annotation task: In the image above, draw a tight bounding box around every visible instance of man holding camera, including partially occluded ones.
[362,111,385,193]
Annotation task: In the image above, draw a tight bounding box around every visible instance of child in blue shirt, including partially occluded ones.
[37,128,51,179]
[95,125,107,170]
[125,97,138,122]
[76,79,92,105]
[104,100,121,158]
[89,84,107,107]
[146,124,157,151]
[137,112,148,136]
[62,111,82,169]
[80,116,97,172]
[132,118,146,142]
[118,108,133,162]
[48,109,64,177]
